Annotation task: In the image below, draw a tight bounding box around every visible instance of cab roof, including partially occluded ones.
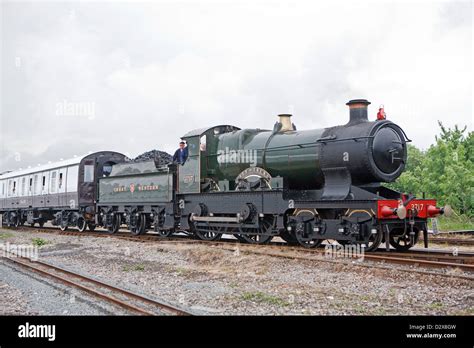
[181,125,240,138]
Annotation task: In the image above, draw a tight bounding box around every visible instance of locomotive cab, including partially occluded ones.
[178,125,240,194]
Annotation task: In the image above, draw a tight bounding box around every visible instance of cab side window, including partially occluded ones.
[200,135,207,152]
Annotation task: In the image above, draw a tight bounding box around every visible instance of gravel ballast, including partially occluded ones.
[0,228,472,315]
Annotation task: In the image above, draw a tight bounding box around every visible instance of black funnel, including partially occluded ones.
[346,99,371,124]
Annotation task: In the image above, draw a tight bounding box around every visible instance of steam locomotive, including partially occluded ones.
[0,99,447,251]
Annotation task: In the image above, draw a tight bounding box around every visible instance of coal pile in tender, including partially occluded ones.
[130,150,173,166]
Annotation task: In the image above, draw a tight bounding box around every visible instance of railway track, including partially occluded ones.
[429,229,474,235]
[428,237,474,246]
[15,225,474,253]
[216,243,474,273]
[4,225,474,276]
[1,251,193,316]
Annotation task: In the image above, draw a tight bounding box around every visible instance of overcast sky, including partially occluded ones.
[0,0,472,172]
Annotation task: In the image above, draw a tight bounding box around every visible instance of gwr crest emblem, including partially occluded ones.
[130,184,135,193]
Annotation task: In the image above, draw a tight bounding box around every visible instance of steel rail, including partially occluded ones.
[1,253,192,316]
[429,237,474,246]
[5,225,474,274]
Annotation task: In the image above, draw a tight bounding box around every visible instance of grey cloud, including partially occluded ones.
[1,1,472,172]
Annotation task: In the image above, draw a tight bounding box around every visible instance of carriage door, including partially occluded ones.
[27,175,34,207]
[57,168,67,207]
[78,159,96,207]
[178,136,200,194]
[40,171,50,207]
[48,170,59,207]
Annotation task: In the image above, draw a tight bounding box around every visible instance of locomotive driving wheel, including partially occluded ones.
[389,227,420,251]
[360,226,383,252]
[234,234,249,243]
[194,224,224,241]
[236,215,274,244]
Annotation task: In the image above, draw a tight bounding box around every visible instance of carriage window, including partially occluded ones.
[29,178,33,192]
[1,182,4,195]
[21,178,26,196]
[59,173,63,188]
[34,175,39,194]
[50,172,57,193]
[42,176,46,187]
[13,181,16,194]
[84,165,94,182]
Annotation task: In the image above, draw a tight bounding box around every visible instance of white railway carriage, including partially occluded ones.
[0,151,126,231]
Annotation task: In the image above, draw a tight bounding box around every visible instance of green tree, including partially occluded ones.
[389,122,474,217]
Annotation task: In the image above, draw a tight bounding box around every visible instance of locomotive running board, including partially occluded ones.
[321,167,351,200]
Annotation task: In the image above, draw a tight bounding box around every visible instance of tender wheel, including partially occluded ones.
[130,214,146,236]
[77,216,87,232]
[87,223,96,232]
[38,220,45,228]
[389,228,420,251]
[154,211,172,237]
[107,214,121,234]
